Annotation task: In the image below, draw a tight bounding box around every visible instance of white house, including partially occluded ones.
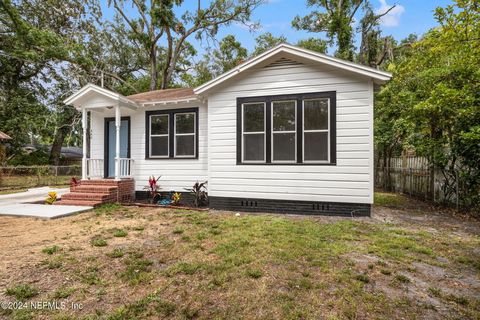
[62,44,391,216]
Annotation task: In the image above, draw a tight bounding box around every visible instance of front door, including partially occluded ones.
[105,117,130,178]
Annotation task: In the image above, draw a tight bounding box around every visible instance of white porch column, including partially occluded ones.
[81,108,87,180]
[114,105,121,180]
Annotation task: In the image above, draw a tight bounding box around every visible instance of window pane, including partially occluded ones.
[151,115,168,135]
[176,113,195,134]
[176,135,195,156]
[304,132,328,161]
[151,136,168,156]
[243,133,264,161]
[243,103,264,132]
[304,99,328,130]
[273,101,296,131]
[273,133,296,161]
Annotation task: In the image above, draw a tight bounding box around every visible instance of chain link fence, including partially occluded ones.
[0,165,81,191]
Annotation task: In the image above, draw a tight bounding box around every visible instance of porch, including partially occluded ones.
[60,84,139,205]
[64,83,139,181]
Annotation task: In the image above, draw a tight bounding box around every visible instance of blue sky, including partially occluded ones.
[101,0,454,54]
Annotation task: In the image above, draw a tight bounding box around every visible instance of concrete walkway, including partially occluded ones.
[0,187,93,219]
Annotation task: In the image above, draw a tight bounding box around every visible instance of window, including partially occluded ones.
[242,102,266,162]
[149,114,169,157]
[272,100,296,162]
[175,113,196,157]
[237,92,336,165]
[303,98,329,162]
[146,108,198,159]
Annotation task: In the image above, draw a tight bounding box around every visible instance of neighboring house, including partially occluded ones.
[22,145,83,165]
[63,44,391,216]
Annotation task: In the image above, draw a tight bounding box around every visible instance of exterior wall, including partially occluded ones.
[207,59,374,205]
[89,101,208,192]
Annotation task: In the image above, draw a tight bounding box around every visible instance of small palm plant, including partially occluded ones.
[45,191,57,205]
[144,176,161,203]
[185,181,208,207]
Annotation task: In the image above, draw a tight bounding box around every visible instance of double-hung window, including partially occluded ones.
[175,113,196,157]
[149,114,169,157]
[146,108,198,159]
[303,98,329,162]
[237,92,336,165]
[242,102,266,162]
[272,100,296,163]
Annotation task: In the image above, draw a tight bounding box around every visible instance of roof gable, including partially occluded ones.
[194,44,392,95]
[63,83,137,109]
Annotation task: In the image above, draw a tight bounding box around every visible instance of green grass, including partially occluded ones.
[106,248,125,258]
[90,237,107,247]
[374,192,408,207]
[113,229,128,237]
[5,284,39,300]
[4,207,480,319]
[120,252,154,285]
[42,245,60,255]
[53,287,75,299]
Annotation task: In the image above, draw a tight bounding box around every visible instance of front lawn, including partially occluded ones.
[0,197,478,319]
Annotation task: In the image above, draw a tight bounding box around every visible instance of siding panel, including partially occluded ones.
[207,59,374,204]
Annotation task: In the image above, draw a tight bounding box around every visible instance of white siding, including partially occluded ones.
[207,60,374,204]
[89,102,208,191]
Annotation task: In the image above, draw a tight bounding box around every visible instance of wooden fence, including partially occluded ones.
[375,156,461,208]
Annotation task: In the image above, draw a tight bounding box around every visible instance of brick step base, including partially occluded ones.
[59,178,135,207]
[71,185,118,193]
[62,192,113,202]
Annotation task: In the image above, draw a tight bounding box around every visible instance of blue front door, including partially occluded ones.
[106,119,129,178]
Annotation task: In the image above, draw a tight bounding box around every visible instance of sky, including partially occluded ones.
[100,0,455,55]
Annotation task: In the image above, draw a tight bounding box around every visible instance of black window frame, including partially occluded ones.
[145,107,199,160]
[236,92,336,165]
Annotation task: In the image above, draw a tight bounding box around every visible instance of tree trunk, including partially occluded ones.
[149,46,158,91]
[49,127,67,166]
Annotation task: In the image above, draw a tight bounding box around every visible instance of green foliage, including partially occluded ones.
[375,0,480,211]
[42,245,60,255]
[90,237,108,247]
[5,284,39,300]
[113,229,128,237]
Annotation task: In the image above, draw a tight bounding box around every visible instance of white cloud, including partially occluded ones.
[376,0,405,27]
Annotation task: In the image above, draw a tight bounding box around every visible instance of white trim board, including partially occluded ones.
[195,43,392,95]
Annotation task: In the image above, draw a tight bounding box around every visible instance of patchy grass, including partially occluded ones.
[0,202,479,319]
[5,284,39,300]
[113,229,128,237]
[42,245,60,255]
[90,236,107,247]
[374,192,409,207]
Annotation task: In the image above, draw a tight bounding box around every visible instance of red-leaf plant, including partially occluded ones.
[144,175,161,203]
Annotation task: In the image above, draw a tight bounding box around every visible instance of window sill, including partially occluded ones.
[146,157,199,160]
[236,162,336,166]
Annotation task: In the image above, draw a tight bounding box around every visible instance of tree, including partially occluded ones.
[110,0,264,90]
[182,34,248,88]
[292,0,395,61]
[252,32,287,56]
[296,37,328,53]
[375,0,480,210]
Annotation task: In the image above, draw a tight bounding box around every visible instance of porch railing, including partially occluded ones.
[86,159,104,179]
[84,158,133,179]
[118,158,134,178]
